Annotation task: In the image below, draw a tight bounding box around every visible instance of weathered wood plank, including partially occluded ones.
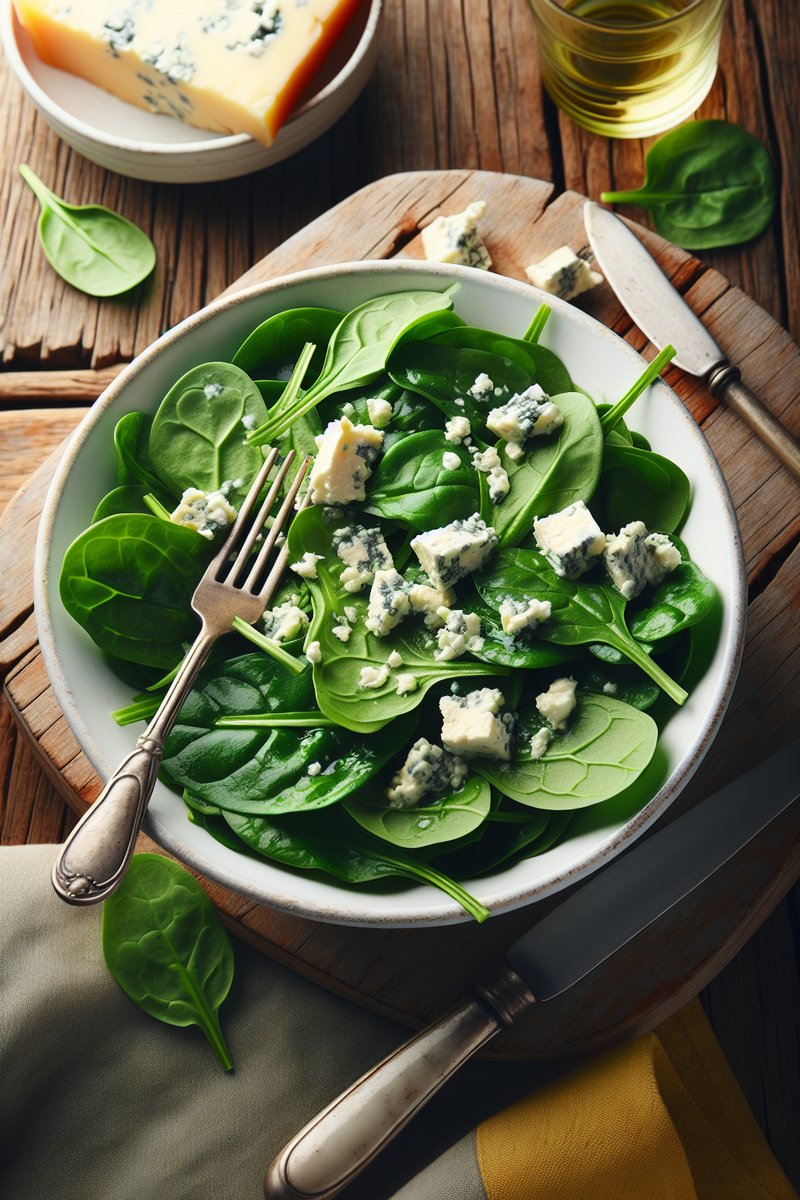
[0,365,124,404]
[0,409,85,514]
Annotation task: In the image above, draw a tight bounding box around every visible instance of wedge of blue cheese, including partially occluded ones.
[487,384,564,448]
[421,201,492,270]
[332,524,393,593]
[525,246,603,302]
[603,521,682,599]
[533,501,606,579]
[411,514,498,591]
[308,416,383,506]
[439,687,515,760]
[386,738,468,809]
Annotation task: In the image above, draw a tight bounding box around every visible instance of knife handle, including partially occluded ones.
[709,364,800,482]
[264,965,536,1200]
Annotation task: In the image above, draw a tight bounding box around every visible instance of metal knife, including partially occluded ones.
[264,741,799,1200]
[583,201,800,483]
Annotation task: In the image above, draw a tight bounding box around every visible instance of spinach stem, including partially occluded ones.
[522,303,551,344]
[600,345,676,434]
[112,698,160,726]
[231,616,307,675]
[247,342,315,446]
[611,629,688,705]
[216,712,335,728]
[143,493,172,521]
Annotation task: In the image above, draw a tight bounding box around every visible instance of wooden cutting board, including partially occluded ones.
[2,170,799,1062]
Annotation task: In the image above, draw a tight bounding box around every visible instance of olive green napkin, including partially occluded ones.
[0,845,563,1200]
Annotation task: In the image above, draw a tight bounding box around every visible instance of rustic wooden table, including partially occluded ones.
[1,0,798,1186]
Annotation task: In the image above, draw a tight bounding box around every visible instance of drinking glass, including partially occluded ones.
[528,0,727,138]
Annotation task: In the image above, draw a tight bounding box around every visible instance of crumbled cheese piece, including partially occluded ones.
[534,502,606,579]
[536,677,577,730]
[307,761,322,777]
[487,466,510,504]
[308,416,383,506]
[411,514,498,590]
[332,524,393,593]
[442,451,462,471]
[367,396,394,428]
[603,522,682,599]
[499,597,552,635]
[306,641,322,664]
[407,582,457,627]
[505,442,525,461]
[529,728,551,760]
[468,373,494,399]
[434,609,483,661]
[395,673,418,695]
[170,486,237,540]
[359,663,391,689]
[386,738,469,808]
[487,384,564,446]
[439,687,514,760]
[445,416,472,443]
[290,552,324,580]
[331,624,352,642]
[472,446,502,472]
[387,650,403,668]
[421,201,492,270]
[525,246,603,301]
[261,602,309,643]
[603,682,618,695]
[365,569,410,636]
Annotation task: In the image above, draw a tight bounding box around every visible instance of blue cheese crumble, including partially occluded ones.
[407,581,457,627]
[411,514,498,591]
[442,451,462,471]
[435,609,484,661]
[499,596,552,635]
[308,416,383,506]
[260,602,309,642]
[332,524,393,593]
[421,201,492,270]
[359,663,391,689]
[290,551,324,579]
[365,569,410,636]
[366,396,393,428]
[533,501,606,579]
[169,487,237,540]
[472,446,510,505]
[445,416,471,443]
[487,384,564,447]
[525,246,603,302]
[468,373,494,399]
[439,687,515,760]
[535,677,577,730]
[386,738,469,809]
[529,728,551,760]
[603,522,682,599]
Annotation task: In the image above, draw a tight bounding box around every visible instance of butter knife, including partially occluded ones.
[264,741,800,1200]
[583,201,800,483]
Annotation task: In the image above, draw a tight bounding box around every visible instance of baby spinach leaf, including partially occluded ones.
[431,808,571,877]
[628,540,717,642]
[596,443,690,534]
[60,513,211,668]
[601,121,776,250]
[231,307,344,381]
[388,342,532,435]
[343,775,491,849]
[568,658,660,710]
[461,586,585,670]
[287,507,508,733]
[474,548,687,705]
[491,391,604,547]
[20,164,156,297]
[366,430,480,530]
[102,853,234,1069]
[222,808,489,922]
[150,363,269,506]
[475,692,657,810]
[114,412,164,491]
[431,327,573,394]
[92,483,174,524]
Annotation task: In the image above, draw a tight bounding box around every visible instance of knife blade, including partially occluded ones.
[265,742,800,1200]
[584,201,800,482]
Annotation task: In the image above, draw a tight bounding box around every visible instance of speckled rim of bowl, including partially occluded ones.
[34,259,747,926]
[0,0,382,157]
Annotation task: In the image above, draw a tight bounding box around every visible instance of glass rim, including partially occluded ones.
[532,0,714,33]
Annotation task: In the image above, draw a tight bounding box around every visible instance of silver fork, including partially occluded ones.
[52,449,313,906]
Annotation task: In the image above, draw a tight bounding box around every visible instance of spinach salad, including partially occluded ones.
[59,288,719,922]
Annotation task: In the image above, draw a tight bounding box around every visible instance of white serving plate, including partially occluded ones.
[35,260,746,927]
[1,0,382,183]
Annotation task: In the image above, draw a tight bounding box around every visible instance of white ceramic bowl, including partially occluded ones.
[35,260,746,927]
[1,0,382,183]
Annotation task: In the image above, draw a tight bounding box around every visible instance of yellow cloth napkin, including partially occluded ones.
[476,998,797,1200]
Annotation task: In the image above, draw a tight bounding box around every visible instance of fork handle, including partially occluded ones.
[52,628,216,905]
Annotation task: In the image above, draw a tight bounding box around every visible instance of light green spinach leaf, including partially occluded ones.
[344,775,491,849]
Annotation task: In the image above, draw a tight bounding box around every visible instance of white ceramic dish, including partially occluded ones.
[1,0,382,183]
[35,260,746,927]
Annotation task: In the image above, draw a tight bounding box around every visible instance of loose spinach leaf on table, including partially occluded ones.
[287,507,508,732]
[601,121,776,250]
[628,538,717,642]
[231,307,344,382]
[344,775,491,850]
[150,363,269,506]
[491,391,604,547]
[60,513,211,668]
[20,164,156,297]
[595,442,690,534]
[102,854,234,1069]
[475,692,657,810]
[92,483,174,524]
[366,430,480,530]
[388,342,532,435]
[114,412,165,491]
[430,327,573,395]
[474,548,687,704]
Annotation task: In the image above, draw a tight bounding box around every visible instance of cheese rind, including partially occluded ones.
[14,0,362,147]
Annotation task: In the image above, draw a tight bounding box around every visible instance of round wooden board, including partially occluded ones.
[2,170,799,1062]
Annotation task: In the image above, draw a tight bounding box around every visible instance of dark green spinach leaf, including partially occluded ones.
[231,307,343,381]
[92,483,174,524]
[366,430,480,530]
[114,412,165,491]
[431,327,573,394]
[596,442,690,534]
[628,538,717,641]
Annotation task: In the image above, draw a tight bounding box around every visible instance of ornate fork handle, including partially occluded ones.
[52,628,217,904]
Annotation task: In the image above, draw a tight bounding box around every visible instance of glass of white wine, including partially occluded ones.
[529,0,727,138]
